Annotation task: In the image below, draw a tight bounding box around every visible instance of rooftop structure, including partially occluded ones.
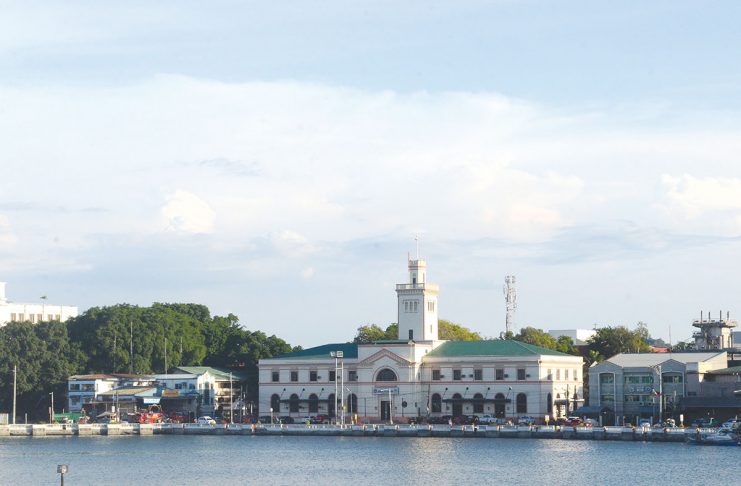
[548,329,597,346]
[692,311,736,350]
[0,282,78,326]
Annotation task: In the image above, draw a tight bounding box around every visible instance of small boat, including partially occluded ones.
[687,428,739,446]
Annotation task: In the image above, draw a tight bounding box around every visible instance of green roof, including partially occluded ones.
[707,366,741,375]
[275,342,358,359]
[174,366,248,381]
[369,340,409,345]
[426,340,572,357]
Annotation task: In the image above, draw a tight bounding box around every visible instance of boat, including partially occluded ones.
[687,428,739,446]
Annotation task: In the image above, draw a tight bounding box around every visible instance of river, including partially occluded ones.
[0,435,735,485]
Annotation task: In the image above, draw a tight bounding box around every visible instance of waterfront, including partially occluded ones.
[0,435,736,485]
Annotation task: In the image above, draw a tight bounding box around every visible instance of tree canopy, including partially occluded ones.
[513,327,576,354]
[0,303,295,420]
[353,319,482,343]
[585,325,651,363]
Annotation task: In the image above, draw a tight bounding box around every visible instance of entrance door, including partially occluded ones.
[381,401,390,421]
[494,393,505,418]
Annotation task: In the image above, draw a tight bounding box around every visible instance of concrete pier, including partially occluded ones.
[0,423,709,443]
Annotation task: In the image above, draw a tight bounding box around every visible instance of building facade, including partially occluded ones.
[588,352,729,425]
[258,258,584,423]
[0,282,78,326]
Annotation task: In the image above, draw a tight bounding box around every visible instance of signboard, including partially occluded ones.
[372,387,399,395]
[162,389,180,397]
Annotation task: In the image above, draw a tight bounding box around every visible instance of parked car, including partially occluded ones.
[196,416,216,425]
[691,417,717,428]
[517,416,536,425]
[278,416,294,424]
[583,419,599,427]
[638,419,652,429]
[477,415,497,425]
[298,416,313,424]
[258,415,273,424]
[311,414,331,424]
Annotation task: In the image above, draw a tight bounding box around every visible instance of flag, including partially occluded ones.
[652,389,660,397]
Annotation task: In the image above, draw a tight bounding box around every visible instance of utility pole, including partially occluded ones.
[229,372,233,424]
[129,321,133,374]
[113,333,117,372]
[49,392,54,424]
[164,337,168,375]
[340,356,345,427]
[12,365,17,425]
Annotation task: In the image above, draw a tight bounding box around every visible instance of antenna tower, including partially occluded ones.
[504,275,517,336]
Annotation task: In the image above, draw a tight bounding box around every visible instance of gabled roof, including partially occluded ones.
[174,366,248,381]
[426,340,572,357]
[601,352,725,367]
[274,342,359,360]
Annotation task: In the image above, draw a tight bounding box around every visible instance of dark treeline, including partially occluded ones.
[0,303,297,420]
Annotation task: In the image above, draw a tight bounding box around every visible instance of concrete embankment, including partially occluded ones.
[0,423,701,443]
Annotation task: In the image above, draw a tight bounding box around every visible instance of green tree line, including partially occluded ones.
[0,303,296,420]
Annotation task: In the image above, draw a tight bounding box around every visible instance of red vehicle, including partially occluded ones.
[129,405,165,424]
[169,411,189,423]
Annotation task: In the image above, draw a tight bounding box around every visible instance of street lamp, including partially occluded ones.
[330,351,344,426]
[49,392,54,424]
[57,465,68,486]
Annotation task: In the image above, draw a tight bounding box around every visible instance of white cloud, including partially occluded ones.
[0,215,17,247]
[161,190,215,234]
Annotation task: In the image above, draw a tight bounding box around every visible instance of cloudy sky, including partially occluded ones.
[1,1,741,347]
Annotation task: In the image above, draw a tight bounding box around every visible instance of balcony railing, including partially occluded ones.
[395,283,439,291]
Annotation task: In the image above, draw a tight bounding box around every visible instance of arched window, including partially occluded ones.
[375,368,398,382]
[431,393,442,413]
[328,393,335,417]
[270,394,280,412]
[516,393,527,414]
[308,393,319,413]
[347,393,358,414]
[547,393,552,415]
[494,393,505,418]
[473,393,484,414]
[289,394,299,413]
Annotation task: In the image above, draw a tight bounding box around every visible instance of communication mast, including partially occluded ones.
[504,275,517,336]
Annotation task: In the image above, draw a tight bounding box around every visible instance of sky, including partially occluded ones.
[1,1,741,347]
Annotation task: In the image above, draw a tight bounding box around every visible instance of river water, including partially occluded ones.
[0,435,736,485]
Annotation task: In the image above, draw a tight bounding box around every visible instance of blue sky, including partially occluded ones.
[1,1,741,346]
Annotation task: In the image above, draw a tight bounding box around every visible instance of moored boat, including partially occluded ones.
[687,428,739,446]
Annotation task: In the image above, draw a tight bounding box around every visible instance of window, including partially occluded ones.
[547,393,552,414]
[600,373,614,384]
[663,374,683,383]
[271,371,279,382]
[474,369,483,381]
[599,394,615,405]
[289,394,299,413]
[175,383,183,390]
[404,302,409,312]
[376,368,397,381]
[329,370,336,382]
[453,369,462,381]
[270,394,280,411]
[432,369,441,381]
[564,369,569,381]
[310,371,318,382]
[556,369,561,381]
[473,393,484,413]
[641,376,654,384]
[431,393,442,413]
[409,329,414,340]
[10,313,16,321]
[517,368,526,381]
[55,314,60,321]
[574,369,579,382]
[413,301,418,312]
[308,394,318,413]
[496,369,504,381]
[37,314,43,322]
[516,393,527,414]
[19,313,25,321]
[348,370,358,382]
[69,384,80,391]
[547,369,552,381]
[30,314,36,323]
[290,371,298,382]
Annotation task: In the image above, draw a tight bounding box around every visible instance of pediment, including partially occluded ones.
[358,348,412,367]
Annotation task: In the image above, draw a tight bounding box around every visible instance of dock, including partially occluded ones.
[0,423,714,443]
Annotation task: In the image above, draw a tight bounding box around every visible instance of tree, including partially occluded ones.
[438,320,482,341]
[586,325,651,359]
[513,327,558,349]
[353,324,391,343]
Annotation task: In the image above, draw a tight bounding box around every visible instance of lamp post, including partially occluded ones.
[330,351,344,426]
[57,465,68,486]
[49,392,54,424]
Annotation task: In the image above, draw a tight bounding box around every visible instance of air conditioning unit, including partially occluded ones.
[504,374,509,378]
[440,375,445,378]
[469,374,474,378]
[526,374,531,378]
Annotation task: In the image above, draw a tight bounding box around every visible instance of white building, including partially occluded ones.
[258,258,584,424]
[67,374,152,412]
[548,329,597,346]
[0,282,78,326]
